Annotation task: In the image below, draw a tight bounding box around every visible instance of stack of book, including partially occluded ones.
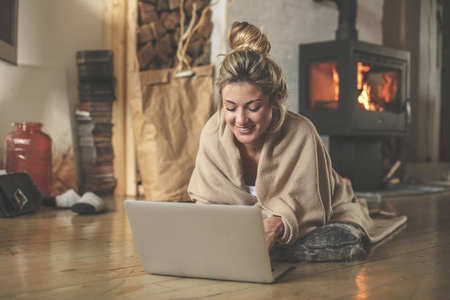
[75,50,117,195]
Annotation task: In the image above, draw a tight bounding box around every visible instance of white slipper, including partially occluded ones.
[71,192,106,214]
[42,189,81,208]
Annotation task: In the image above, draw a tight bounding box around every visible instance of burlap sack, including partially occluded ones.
[128,65,214,201]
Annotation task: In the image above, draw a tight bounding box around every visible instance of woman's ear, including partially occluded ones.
[271,92,282,109]
[276,91,282,101]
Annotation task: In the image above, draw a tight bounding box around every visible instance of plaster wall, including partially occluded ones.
[0,0,104,192]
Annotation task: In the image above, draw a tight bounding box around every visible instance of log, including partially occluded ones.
[198,21,212,40]
[193,40,210,67]
[155,34,173,64]
[157,0,169,12]
[200,0,210,10]
[159,12,169,26]
[168,0,181,10]
[138,42,155,70]
[138,24,155,45]
[185,0,208,14]
[184,0,194,16]
[189,31,202,43]
[197,9,212,39]
[138,2,158,24]
[149,21,167,39]
[186,38,204,58]
[163,11,181,31]
[172,27,181,46]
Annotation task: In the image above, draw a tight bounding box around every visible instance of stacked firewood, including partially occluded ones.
[137,0,213,71]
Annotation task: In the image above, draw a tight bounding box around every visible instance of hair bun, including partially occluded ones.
[227,22,271,55]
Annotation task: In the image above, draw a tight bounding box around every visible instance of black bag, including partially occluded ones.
[0,172,42,217]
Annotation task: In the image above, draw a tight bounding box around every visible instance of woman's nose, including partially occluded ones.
[236,109,248,125]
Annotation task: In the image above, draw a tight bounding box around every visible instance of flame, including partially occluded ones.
[357,62,381,111]
[356,62,399,112]
[379,72,398,104]
[332,64,339,101]
[357,62,371,90]
[357,62,375,111]
[309,62,339,110]
[358,83,374,111]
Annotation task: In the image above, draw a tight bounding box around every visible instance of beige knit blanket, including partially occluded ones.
[188,111,407,245]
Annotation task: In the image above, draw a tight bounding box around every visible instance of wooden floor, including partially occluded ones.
[1,188,450,300]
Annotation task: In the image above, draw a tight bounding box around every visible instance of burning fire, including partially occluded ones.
[309,60,399,112]
[357,62,379,111]
[332,64,339,101]
[358,83,375,111]
[356,62,399,112]
[379,72,398,104]
[309,62,340,110]
[357,62,371,90]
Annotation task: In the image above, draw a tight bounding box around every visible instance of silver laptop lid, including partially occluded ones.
[124,200,276,283]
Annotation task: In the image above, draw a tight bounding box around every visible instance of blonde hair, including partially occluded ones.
[217,22,288,133]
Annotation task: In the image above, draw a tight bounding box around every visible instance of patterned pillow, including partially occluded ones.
[270,223,365,262]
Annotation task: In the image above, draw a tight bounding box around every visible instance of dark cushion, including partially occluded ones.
[270,223,365,262]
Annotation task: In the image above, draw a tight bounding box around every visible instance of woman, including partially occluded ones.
[188,22,393,261]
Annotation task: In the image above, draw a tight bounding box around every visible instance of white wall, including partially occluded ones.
[0,0,104,172]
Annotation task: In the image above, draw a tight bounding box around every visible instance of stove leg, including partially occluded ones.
[329,136,382,192]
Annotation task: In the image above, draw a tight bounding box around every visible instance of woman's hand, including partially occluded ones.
[263,216,284,251]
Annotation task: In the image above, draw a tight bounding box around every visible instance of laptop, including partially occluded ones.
[124,200,293,283]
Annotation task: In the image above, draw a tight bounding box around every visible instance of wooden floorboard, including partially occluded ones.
[1,189,450,299]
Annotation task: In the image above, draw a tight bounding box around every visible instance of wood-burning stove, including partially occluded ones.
[300,40,410,136]
[299,0,410,191]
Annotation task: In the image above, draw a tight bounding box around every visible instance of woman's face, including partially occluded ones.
[222,83,273,148]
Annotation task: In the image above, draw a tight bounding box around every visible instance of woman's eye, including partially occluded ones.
[225,107,236,112]
[248,106,261,112]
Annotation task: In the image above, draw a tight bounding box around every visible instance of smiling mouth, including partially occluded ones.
[237,125,255,133]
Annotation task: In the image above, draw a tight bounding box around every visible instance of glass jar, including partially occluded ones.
[4,122,52,196]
